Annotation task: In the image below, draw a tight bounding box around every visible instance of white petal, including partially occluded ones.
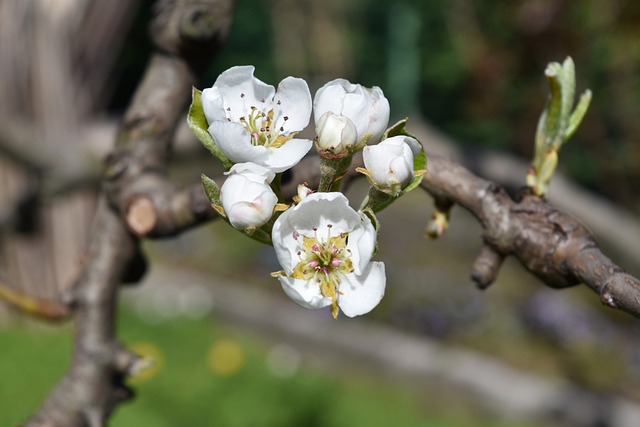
[313,79,349,123]
[347,211,376,274]
[287,192,360,235]
[341,92,373,140]
[365,87,390,143]
[208,121,269,165]
[213,66,276,121]
[402,135,422,157]
[338,262,386,317]
[273,77,312,132]
[389,157,413,186]
[201,87,226,124]
[263,138,313,173]
[279,276,332,310]
[225,162,275,184]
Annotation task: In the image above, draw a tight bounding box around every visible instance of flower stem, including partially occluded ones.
[318,155,353,192]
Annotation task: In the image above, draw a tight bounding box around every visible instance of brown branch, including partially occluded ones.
[117,142,640,318]
[25,0,234,425]
[420,154,640,318]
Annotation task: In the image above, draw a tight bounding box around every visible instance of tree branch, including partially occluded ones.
[420,154,640,318]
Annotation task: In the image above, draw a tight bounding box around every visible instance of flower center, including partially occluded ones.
[291,224,354,318]
[235,97,293,149]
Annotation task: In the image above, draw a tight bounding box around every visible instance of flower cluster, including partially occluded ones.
[190,65,426,318]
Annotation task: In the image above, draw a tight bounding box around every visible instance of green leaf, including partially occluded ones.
[565,89,592,141]
[560,57,576,127]
[543,62,564,147]
[188,88,234,169]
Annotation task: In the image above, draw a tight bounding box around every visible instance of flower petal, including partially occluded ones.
[347,212,377,275]
[225,162,275,184]
[208,121,269,165]
[341,91,372,140]
[263,138,313,173]
[278,276,332,310]
[273,77,312,132]
[313,79,350,123]
[364,88,390,143]
[212,65,276,121]
[201,87,226,124]
[338,262,386,317]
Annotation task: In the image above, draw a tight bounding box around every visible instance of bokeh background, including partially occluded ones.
[1,0,640,426]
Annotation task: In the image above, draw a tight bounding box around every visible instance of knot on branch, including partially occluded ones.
[150,0,234,65]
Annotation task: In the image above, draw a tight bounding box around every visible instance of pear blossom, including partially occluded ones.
[362,135,422,196]
[315,111,357,156]
[313,79,390,148]
[220,163,278,230]
[202,66,313,173]
[272,192,385,318]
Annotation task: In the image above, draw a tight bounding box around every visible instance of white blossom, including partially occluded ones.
[315,111,357,155]
[362,135,422,195]
[220,163,278,230]
[202,66,313,173]
[313,79,390,147]
[272,192,385,318]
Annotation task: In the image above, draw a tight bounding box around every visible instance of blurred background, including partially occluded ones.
[1,0,640,426]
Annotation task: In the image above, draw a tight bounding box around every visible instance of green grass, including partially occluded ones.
[1,307,532,427]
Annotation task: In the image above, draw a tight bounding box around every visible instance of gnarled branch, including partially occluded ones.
[420,154,640,318]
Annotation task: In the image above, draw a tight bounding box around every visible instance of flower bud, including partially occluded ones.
[220,163,278,230]
[362,136,421,195]
[314,79,390,148]
[294,183,314,204]
[315,112,357,157]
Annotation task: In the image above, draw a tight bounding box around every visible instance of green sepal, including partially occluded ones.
[381,117,412,140]
[360,187,399,214]
[188,88,234,169]
[242,226,273,246]
[201,173,222,207]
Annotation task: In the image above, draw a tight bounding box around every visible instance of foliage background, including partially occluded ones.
[113,0,640,212]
